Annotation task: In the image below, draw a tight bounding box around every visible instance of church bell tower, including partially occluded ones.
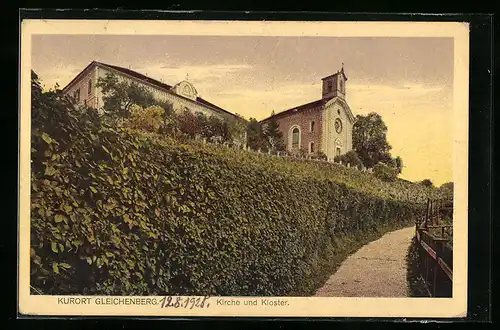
[321,64,347,100]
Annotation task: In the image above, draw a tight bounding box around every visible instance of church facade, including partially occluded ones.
[62,61,240,122]
[261,67,355,161]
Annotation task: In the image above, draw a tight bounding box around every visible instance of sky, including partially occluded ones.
[32,35,454,185]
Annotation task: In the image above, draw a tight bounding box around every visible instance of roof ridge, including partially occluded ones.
[260,97,332,122]
[96,61,173,89]
[63,60,238,119]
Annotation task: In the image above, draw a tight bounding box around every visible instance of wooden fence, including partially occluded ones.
[201,137,374,173]
[414,198,453,297]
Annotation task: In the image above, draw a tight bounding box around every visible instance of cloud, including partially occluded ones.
[211,82,321,119]
[136,63,253,90]
[34,64,83,90]
[207,81,454,185]
[348,82,452,112]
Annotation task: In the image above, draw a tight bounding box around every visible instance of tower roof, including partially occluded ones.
[321,65,348,81]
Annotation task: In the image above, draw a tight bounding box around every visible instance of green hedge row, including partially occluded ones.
[31,113,427,296]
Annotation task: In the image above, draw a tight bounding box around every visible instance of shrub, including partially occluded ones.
[30,78,432,296]
[31,114,426,296]
[334,150,363,168]
[176,109,201,138]
[420,179,433,187]
[311,151,328,161]
[373,162,398,182]
[126,105,165,133]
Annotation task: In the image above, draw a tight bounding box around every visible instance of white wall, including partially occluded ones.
[95,66,225,120]
[321,100,353,160]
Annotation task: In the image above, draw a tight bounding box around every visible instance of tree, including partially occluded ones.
[373,162,398,182]
[96,73,156,119]
[264,111,285,152]
[31,70,93,139]
[126,105,166,133]
[440,182,453,191]
[226,117,248,148]
[246,118,269,151]
[177,109,202,138]
[334,150,363,168]
[420,179,433,187]
[394,156,403,174]
[353,112,393,168]
[439,182,453,200]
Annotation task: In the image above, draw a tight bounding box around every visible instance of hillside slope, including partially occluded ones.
[30,115,435,296]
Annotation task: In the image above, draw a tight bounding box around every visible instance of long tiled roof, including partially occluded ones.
[62,61,238,119]
[260,97,333,122]
[98,61,174,90]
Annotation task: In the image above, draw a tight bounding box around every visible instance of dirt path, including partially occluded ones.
[314,226,415,297]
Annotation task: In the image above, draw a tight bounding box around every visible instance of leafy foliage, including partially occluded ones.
[353,113,403,175]
[30,71,440,296]
[353,112,393,168]
[394,156,404,174]
[420,179,433,187]
[96,73,157,119]
[373,162,398,182]
[264,111,285,152]
[246,118,269,152]
[439,182,453,196]
[126,105,166,133]
[334,150,363,169]
[310,151,328,161]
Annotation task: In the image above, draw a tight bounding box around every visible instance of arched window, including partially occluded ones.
[310,142,315,153]
[310,121,315,132]
[292,127,300,149]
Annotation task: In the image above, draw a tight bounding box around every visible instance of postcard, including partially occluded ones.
[19,19,469,318]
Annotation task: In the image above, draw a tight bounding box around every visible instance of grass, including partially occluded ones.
[406,237,431,297]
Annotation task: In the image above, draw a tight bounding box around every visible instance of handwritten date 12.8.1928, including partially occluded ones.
[159,296,211,309]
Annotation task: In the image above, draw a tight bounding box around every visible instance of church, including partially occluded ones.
[261,66,355,161]
[62,61,241,122]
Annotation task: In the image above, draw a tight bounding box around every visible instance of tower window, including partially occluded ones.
[327,80,333,92]
[292,127,300,149]
[336,147,341,157]
[310,142,315,153]
[310,121,315,132]
[88,79,92,95]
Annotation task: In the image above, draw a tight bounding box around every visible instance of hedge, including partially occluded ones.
[30,111,430,296]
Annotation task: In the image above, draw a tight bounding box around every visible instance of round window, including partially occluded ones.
[335,118,343,133]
